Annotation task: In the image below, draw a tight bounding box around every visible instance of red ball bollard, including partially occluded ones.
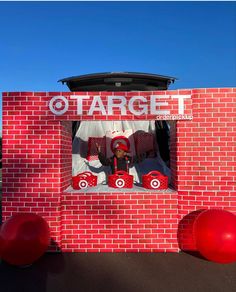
[0,213,50,266]
[177,209,206,251]
[194,209,236,264]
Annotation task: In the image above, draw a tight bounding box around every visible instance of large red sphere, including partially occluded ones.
[0,213,50,266]
[177,209,206,251]
[194,209,236,264]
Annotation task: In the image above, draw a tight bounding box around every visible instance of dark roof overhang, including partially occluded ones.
[58,72,177,92]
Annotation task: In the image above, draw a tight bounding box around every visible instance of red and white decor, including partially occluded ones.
[2,88,236,252]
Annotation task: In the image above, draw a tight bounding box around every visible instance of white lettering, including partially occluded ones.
[172,95,191,114]
[70,95,89,115]
[150,95,170,115]
[88,95,107,115]
[129,96,148,116]
[49,94,192,119]
[107,96,127,115]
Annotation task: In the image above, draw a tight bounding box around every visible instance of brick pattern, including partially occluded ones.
[177,88,236,250]
[170,121,177,189]
[2,93,67,250]
[61,192,178,252]
[2,88,235,252]
[60,121,72,191]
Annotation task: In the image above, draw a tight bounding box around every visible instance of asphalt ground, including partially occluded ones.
[0,252,236,292]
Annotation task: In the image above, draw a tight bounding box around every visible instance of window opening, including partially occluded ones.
[69,120,175,193]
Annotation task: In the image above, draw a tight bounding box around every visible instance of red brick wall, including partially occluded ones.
[177,88,236,250]
[61,192,178,252]
[2,88,235,252]
[60,121,72,190]
[170,121,177,189]
[2,93,63,249]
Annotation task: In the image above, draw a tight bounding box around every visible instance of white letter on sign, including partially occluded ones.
[107,96,127,115]
[150,95,170,115]
[129,96,148,116]
[88,96,107,115]
[172,95,191,114]
[70,95,89,115]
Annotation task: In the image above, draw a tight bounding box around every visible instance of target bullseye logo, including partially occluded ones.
[115,178,125,188]
[78,180,88,189]
[150,179,160,189]
[49,96,69,115]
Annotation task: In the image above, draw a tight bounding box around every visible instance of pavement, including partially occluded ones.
[0,252,236,292]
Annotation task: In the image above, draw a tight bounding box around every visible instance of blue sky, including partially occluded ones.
[0,1,236,131]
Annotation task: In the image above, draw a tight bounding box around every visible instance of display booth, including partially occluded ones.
[2,87,235,252]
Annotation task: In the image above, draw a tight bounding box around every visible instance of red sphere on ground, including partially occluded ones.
[0,213,50,266]
[194,209,236,264]
[177,209,206,251]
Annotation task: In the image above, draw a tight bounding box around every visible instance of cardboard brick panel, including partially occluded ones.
[2,88,235,252]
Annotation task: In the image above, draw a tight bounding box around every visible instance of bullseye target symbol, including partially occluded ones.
[115,178,125,188]
[150,179,160,189]
[78,180,88,189]
[49,96,69,115]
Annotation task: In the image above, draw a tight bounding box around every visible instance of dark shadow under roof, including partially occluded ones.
[58,72,177,92]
